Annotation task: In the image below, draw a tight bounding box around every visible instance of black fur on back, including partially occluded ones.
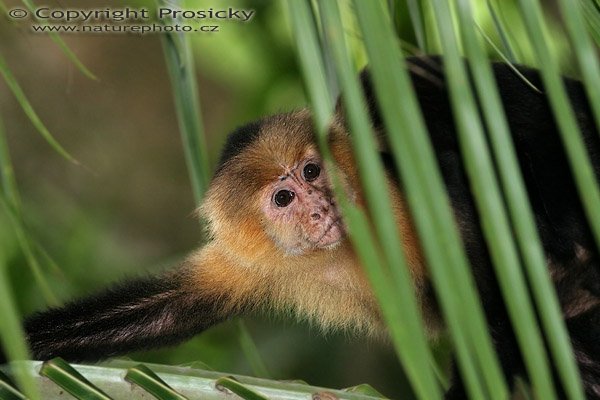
[354,56,600,399]
[358,56,600,261]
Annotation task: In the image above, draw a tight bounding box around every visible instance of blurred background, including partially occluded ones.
[0,0,588,397]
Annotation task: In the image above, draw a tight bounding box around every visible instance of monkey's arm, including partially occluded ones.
[25,247,239,362]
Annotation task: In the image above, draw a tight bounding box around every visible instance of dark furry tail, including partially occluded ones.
[25,269,228,362]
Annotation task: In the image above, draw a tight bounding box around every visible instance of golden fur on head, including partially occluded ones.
[192,110,431,337]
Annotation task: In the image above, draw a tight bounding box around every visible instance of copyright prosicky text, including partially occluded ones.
[7,6,256,23]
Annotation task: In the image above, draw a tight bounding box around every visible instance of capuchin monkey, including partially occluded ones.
[19,56,600,399]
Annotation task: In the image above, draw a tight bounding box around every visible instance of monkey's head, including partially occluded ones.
[201,110,355,260]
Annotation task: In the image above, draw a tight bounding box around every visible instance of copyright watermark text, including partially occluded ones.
[6,6,256,35]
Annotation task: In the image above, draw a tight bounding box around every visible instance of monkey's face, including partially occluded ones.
[202,111,355,261]
[261,153,345,254]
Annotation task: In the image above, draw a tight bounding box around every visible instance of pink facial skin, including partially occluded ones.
[262,157,345,255]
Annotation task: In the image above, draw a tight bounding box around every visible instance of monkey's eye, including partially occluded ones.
[274,190,295,207]
[302,163,321,182]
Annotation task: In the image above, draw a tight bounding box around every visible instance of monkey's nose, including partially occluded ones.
[311,213,321,220]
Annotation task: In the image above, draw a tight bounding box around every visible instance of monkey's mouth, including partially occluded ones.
[314,219,344,248]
